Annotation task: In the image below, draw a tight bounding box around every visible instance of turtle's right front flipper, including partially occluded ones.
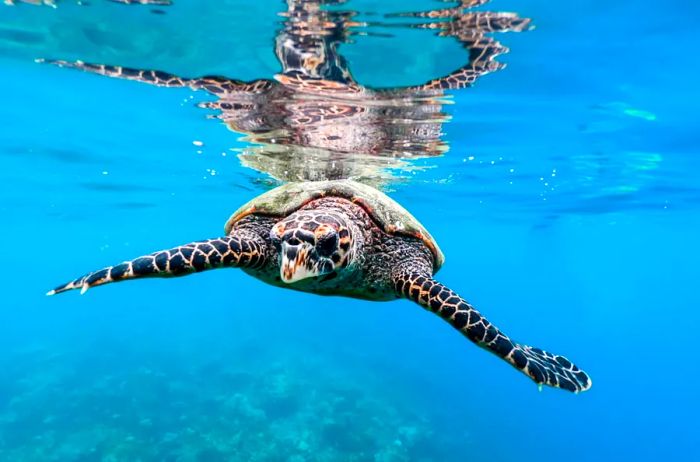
[48,233,268,296]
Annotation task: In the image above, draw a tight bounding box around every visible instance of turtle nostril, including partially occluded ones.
[285,245,298,260]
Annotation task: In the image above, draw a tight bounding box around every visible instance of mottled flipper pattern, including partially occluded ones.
[7,0,170,6]
[48,234,267,295]
[389,0,490,19]
[403,10,532,91]
[37,59,271,95]
[394,272,591,393]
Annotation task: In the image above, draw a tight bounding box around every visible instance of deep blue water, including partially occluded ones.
[1,1,699,461]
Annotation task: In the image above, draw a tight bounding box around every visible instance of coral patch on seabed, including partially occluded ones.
[0,343,449,462]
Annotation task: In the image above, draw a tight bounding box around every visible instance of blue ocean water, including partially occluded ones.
[1,0,699,461]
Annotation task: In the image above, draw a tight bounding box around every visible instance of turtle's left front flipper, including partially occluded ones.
[48,233,268,296]
[393,272,592,393]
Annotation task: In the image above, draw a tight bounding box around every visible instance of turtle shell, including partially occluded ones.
[225,180,444,270]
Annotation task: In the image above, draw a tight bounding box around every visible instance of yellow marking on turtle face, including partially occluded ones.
[314,223,334,238]
[272,222,286,236]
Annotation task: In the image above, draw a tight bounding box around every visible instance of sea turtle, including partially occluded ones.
[49,180,591,393]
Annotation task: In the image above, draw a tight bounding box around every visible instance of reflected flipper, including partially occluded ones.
[108,0,172,5]
[403,11,532,91]
[38,59,196,87]
[38,59,273,95]
[393,272,592,393]
[389,0,490,19]
[419,11,533,37]
[7,0,171,6]
[410,36,507,90]
[48,234,268,295]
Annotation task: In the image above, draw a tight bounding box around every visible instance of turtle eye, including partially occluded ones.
[316,231,338,257]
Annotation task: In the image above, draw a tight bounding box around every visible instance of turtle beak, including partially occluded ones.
[280,242,316,283]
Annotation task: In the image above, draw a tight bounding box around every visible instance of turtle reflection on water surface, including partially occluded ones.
[40,0,531,183]
[49,180,592,394]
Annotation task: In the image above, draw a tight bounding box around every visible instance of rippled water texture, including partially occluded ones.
[1,1,699,461]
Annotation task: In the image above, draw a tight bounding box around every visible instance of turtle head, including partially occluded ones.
[271,209,356,283]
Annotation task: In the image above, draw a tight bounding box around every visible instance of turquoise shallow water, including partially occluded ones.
[1,0,699,461]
